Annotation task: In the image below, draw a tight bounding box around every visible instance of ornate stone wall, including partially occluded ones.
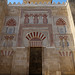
[0,1,75,75]
[0,47,74,75]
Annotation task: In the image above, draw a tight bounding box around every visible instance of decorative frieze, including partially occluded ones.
[8,2,66,6]
[24,14,48,24]
[30,41,42,47]
[4,35,14,40]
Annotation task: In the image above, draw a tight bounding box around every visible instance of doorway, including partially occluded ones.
[29,47,42,75]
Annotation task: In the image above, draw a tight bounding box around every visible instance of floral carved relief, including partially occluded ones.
[6,18,16,26]
[56,18,66,25]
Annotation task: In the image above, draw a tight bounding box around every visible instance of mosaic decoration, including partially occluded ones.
[56,18,66,25]
[6,18,16,26]
[24,14,48,24]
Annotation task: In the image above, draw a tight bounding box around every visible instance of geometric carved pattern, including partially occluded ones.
[56,18,66,25]
[0,50,14,56]
[30,41,42,47]
[59,51,72,56]
[4,35,14,40]
[30,38,42,47]
[26,32,46,41]
[6,18,16,26]
[59,36,68,40]
[24,14,48,24]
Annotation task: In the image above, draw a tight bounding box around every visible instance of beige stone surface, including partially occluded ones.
[0,55,12,74]
[0,47,74,75]
[56,71,61,75]
[0,0,75,75]
[11,48,29,75]
[0,0,8,33]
